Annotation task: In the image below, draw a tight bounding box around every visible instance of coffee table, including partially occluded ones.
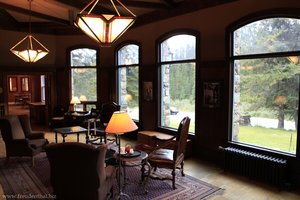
[54,126,88,143]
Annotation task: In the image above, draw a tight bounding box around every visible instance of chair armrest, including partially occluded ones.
[26,131,45,139]
[155,140,177,150]
[13,139,34,149]
[13,138,30,145]
[135,143,158,154]
[136,140,177,154]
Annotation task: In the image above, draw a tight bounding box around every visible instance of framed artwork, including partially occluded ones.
[143,81,153,101]
[202,81,221,108]
[9,77,17,92]
[21,77,29,92]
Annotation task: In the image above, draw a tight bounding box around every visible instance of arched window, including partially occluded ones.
[70,47,97,110]
[117,44,140,121]
[159,34,196,133]
[230,17,300,154]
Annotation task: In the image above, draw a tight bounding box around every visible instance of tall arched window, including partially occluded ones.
[70,47,97,110]
[117,44,140,121]
[159,34,196,133]
[230,17,300,154]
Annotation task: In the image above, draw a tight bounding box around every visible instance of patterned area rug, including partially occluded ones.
[0,153,223,200]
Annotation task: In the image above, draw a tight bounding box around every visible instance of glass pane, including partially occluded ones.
[118,66,139,120]
[161,63,195,133]
[118,45,139,65]
[71,48,97,66]
[234,18,300,56]
[232,57,299,154]
[71,68,97,101]
[161,35,196,62]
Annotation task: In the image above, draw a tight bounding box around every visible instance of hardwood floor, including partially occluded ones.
[0,108,300,199]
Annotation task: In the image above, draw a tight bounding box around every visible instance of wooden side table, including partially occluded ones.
[118,150,151,194]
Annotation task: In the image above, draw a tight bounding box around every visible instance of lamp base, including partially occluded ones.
[115,192,130,200]
[116,134,130,199]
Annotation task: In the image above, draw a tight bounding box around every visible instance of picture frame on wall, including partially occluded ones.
[202,81,221,108]
[143,81,153,101]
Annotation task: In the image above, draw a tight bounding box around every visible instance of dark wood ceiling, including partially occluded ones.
[0,0,237,35]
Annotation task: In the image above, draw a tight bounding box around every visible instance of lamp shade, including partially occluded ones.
[70,96,81,104]
[105,111,138,135]
[75,14,135,46]
[10,35,49,63]
[10,0,49,63]
[79,95,87,101]
[288,56,299,64]
[74,0,136,47]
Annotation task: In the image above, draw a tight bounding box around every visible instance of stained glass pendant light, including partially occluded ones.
[74,0,136,47]
[10,0,49,63]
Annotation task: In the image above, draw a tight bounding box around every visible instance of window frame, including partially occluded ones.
[68,46,99,110]
[157,30,199,135]
[115,41,141,122]
[228,14,300,157]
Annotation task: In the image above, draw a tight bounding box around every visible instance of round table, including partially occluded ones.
[118,150,151,194]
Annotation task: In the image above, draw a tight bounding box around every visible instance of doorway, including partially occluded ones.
[5,73,51,125]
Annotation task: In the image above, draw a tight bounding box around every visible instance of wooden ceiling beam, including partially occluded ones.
[133,0,238,28]
[160,0,178,8]
[0,2,69,25]
[0,9,19,29]
[124,1,168,9]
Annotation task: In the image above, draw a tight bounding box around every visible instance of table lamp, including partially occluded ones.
[105,111,138,199]
[79,95,87,102]
[70,96,81,113]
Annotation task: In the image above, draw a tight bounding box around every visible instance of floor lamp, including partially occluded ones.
[105,111,138,199]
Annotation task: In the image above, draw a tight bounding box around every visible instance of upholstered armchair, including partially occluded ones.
[18,114,46,139]
[136,116,191,189]
[0,115,48,166]
[45,142,115,200]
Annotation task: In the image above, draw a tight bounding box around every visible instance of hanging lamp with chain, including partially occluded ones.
[10,0,49,63]
[74,0,136,47]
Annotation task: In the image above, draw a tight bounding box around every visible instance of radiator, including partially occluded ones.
[222,147,287,186]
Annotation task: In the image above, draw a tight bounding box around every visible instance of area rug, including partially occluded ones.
[0,153,223,200]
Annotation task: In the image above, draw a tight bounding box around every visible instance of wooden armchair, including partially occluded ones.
[136,116,191,189]
[0,115,48,166]
[45,142,115,200]
[87,102,120,144]
[49,106,68,129]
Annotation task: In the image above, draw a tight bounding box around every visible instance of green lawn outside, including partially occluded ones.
[169,120,195,133]
[165,118,297,153]
[238,126,297,154]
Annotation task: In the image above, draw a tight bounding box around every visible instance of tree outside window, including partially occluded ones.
[160,34,196,133]
[231,18,300,154]
[117,44,139,121]
[70,48,97,105]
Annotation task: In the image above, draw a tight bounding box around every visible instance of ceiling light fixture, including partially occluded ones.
[74,0,136,47]
[10,0,49,63]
